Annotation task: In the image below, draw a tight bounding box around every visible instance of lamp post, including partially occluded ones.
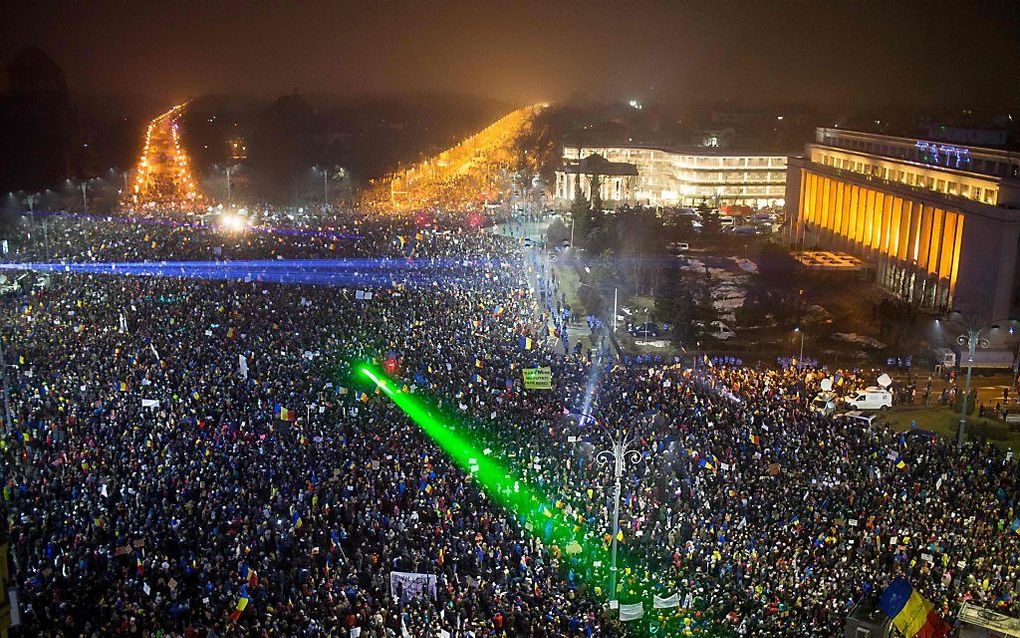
[956,324,988,449]
[595,428,642,603]
[794,326,805,370]
[944,312,1020,448]
[225,165,234,205]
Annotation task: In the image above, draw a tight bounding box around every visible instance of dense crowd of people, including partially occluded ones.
[0,210,1017,637]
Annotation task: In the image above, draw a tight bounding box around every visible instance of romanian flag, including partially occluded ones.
[519,336,533,350]
[330,530,340,552]
[1009,518,1020,535]
[472,373,483,384]
[227,327,237,339]
[276,404,296,421]
[493,305,505,317]
[360,392,369,403]
[749,433,760,445]
[475,358,484,369]
[879,578,950,638]
[120,381,129,392]
[698,458,716,472]
[229,585,250,622]
[292,511,304,530]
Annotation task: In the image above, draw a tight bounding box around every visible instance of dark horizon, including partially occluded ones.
[3,0,1018,110]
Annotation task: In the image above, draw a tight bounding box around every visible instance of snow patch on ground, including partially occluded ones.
[832,333,886,349]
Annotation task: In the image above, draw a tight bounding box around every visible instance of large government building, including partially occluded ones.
[553,145,788,209]
[786,128,1020,321]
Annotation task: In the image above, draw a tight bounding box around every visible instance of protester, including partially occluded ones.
[0,212,1016,638]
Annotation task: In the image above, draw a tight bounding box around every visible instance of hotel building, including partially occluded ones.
[553,145,788,209]
[787,128,1020,321]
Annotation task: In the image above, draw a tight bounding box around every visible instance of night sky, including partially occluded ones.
[2,0,1017,107]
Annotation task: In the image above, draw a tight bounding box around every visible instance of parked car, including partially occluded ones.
[667,241,690,253]
[836,410,879,427]
[708,321,736,340]
[628,322,661,338]
[844,387,893,411]
[810,391,839,415]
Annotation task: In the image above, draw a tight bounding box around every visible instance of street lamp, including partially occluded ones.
[943,312,1020,448]
[794,326,805,370]
[595,427,643,603]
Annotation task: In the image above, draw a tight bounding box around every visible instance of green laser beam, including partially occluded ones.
[358,363,731,637]
[359,364,612,577]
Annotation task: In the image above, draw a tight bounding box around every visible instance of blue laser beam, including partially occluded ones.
[0,258,506,289]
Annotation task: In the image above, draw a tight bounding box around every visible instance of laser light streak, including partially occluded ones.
[0,258,505,290]
[358,365,734,636]
[359,364,613,574]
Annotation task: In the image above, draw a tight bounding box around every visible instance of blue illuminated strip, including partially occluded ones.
[0,258,503,289]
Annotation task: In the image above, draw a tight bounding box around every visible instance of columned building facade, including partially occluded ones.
[787,128,1020,321]
[553,145,787,209]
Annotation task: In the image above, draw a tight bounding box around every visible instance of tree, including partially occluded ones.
[570,177,592,247]
[655,261,700,346]
[546,217,570,247]
[698,202,721,237]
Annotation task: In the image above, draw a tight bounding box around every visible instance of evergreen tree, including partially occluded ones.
[570,175,592,247]
[698,201,721,237]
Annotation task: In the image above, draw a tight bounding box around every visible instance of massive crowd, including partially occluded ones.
[0,211,1017,637]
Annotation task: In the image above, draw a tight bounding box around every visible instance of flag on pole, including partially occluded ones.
[276,404,296,421]
[879,578,950,638]
[229,585,250,622]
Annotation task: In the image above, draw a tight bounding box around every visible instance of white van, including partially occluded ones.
[844,386,892,411]
[810,391,839,415]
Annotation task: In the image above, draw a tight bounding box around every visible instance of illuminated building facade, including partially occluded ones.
[787,127,1020,321]
[553,145,787,209]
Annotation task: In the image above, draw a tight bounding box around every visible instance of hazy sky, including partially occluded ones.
[2,0,1017,108]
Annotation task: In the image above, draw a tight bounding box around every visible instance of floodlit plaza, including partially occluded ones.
[0,2,1018,637]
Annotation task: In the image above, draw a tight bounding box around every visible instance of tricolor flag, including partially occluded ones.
[879,578,950,638]
[227,327,237,339]
[698,458,717,472]
[360,392,369,403]
[493,305,505,317]
[291,511,304,530]
[1010,518,1020,535]
[120,381,129,392]
[519,336,533,350]
[475,358,484,369]
[229,585,250,622]
[276,404,296,421]
[749,433,760,445]
[472,373,483,384]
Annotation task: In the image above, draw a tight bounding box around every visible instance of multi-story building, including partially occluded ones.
[553,145,788,209]
[787,127,1020,321]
